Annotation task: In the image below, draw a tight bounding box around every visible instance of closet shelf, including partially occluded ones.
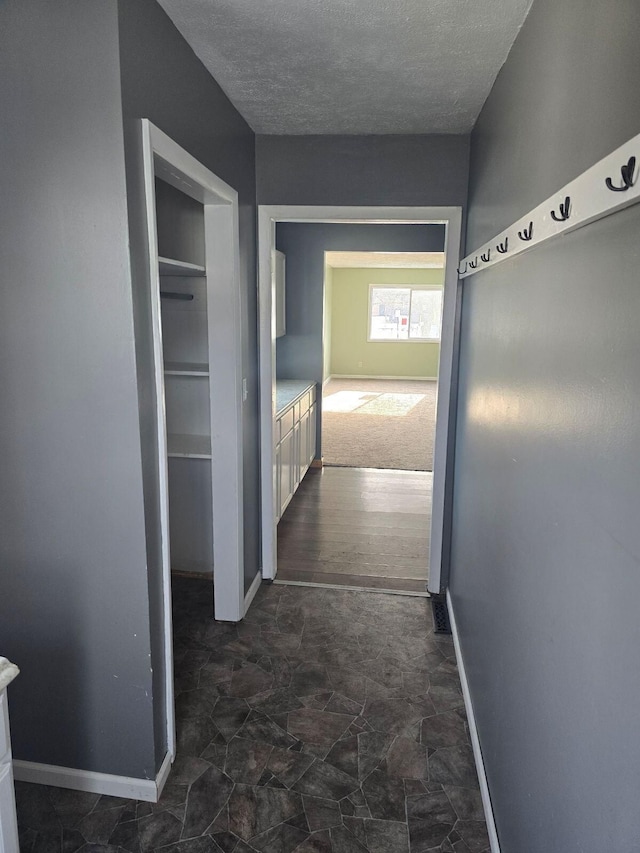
[167,433,212,459]
[164,362,210,377]
[158,257,206,277]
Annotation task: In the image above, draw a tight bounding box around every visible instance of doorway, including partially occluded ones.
[138,120,245,769]
[321,250,443,473]
[258,206,462,596]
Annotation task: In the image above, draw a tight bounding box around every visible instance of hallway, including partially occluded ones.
[277,467,431,593]
[15,577,489,853]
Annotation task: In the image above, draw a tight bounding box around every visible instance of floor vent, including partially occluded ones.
[431,597,452,634]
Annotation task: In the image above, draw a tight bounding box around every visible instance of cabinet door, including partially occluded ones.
[279,428,295,517]
[274,442,281,523]
[308,404,317,466]
[293,421,301,490]
[299,408,310,479]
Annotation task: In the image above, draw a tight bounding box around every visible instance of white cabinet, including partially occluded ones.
[274,250,286,339]
[308,403,317,468]
[299,407,310,484]
[275,384,316,522]
[278,426,295,519]
[0,666,19,853]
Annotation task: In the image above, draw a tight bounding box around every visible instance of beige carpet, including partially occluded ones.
[321,378,437,471]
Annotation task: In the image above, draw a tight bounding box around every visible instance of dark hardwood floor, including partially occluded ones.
[277,466,431,594]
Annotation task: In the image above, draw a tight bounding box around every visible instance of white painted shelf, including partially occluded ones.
[158,257,206,277]
[167,433,212,459]
[164,362,209,377]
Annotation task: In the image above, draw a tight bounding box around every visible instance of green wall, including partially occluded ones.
[328,267,444,378]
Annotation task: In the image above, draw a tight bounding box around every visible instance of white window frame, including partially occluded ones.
[367,283,443,343]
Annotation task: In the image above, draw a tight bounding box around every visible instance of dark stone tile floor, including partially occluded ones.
[15,577,490,853]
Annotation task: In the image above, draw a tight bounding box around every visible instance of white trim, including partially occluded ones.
[13,757,174,803]
[244,569,263,615]
[155,750,173,800]
[139,121,245,773]
[205,203,245,623]
[446,591,501,853]
[328,374,439,381]
[143,119,245,625]
[428,214,462,593]
[259,206,462,594]
[258,211,278,581]
[140,120,175,759]
[274,579,429,597]
[460,131,640,278]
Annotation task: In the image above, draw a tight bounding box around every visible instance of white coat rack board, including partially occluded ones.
[459,132,640,278]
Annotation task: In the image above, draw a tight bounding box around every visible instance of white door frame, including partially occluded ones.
[140,120,245,759]
[258,205,462,594]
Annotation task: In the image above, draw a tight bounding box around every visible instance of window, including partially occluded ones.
[369,285,443,341]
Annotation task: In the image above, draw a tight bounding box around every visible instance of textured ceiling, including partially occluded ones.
[157,0,533,135]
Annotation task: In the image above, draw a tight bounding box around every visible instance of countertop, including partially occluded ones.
[0,658,19,691]
[276,380,316,416]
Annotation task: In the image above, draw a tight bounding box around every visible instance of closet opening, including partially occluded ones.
[156,179,214,581]
[138,120,244,771]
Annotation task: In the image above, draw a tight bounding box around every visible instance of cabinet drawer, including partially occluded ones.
[279,406,295,438]
[309,384,316,404]
[0,694,9,764]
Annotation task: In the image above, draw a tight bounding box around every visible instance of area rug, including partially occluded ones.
[321,378,437,471]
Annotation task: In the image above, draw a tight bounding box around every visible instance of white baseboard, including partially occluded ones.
[13,751,174,802]
[244,569,262,615]
[446,590,501,853]
[328,374,438,381]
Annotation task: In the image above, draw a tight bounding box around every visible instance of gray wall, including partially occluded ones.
[275,223,445,455]
[450,1,640,850]
[257,135,470,207]
[116,0,260,768]
[0,1,157,777]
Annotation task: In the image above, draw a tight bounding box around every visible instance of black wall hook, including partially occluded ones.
[551,196,571,222]
[497,237,509,254]
[605,156,636,192]
[481,249,491,262]
[469,257,478,269]
[518,222,533,241]
[457,261,467,275]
